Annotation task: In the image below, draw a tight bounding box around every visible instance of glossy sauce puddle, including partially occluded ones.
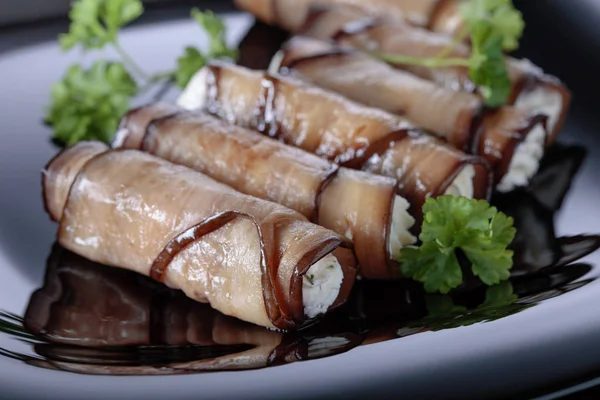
[1,21,599,377]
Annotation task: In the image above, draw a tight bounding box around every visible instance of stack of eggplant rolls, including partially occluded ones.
[42,0,569,330]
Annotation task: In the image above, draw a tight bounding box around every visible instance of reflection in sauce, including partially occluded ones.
[493,143,599,275]
[1,140,599,375]
[0,23,599,376]
[0,242,594,376]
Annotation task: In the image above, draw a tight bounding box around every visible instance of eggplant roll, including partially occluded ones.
[298,6,570,143]
[273,37,548,191]
[234,0,471,38]
[24,246,361,375]
[116,103,413,279]
[177,61,491,209]
[42,142,357,330]
[234,0,439,31]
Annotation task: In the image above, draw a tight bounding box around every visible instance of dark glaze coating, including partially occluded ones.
[199,62,492,211]
[118,105,398,279]
[41,142,357,330]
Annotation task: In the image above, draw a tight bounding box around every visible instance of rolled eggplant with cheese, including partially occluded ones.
[24,246,361,375]
[116,103,411,278]
[273,37,548,191]
[297,6,569,142]
[177,61,492,215]
[42,142,357,330]
[233,0,438,32]
[233,0,472,39]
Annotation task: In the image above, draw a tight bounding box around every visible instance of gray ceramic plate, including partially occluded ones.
[1,2,600,399]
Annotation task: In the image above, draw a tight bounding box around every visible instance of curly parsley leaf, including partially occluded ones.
[45,61,137,146]
[401,243,463,294]
[399,196,516,294]
[460,0,524,52]
[59,0,143,51]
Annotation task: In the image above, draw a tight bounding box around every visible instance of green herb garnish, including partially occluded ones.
[306,274,315,285]
[175,9,239,88]
[399,196,516,294]
[47,0,237,145]
[46,62,138,146]
[375,0,524,107]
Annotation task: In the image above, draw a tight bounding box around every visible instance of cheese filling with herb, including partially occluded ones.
[496,123,546,192]
[303,253,343,318]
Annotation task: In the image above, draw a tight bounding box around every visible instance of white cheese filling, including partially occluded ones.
[303,253,343,318]
[515,86,563,137]
[496,124,546,192]
[388,195,417,258]
[178,67,209,110]
[443,165,475,198]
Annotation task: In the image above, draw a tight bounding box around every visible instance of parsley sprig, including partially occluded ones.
[175,10,239,88]
[374,0,524,107]
[46,0,237,146]
[46,62,137,145]
[399,196,516,294]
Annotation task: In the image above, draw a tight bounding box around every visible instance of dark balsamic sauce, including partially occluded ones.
[1,22,598,377]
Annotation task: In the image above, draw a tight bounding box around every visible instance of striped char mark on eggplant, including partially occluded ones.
[295,5,570,143]
[178,62,492,227]
[272,36,546,192]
